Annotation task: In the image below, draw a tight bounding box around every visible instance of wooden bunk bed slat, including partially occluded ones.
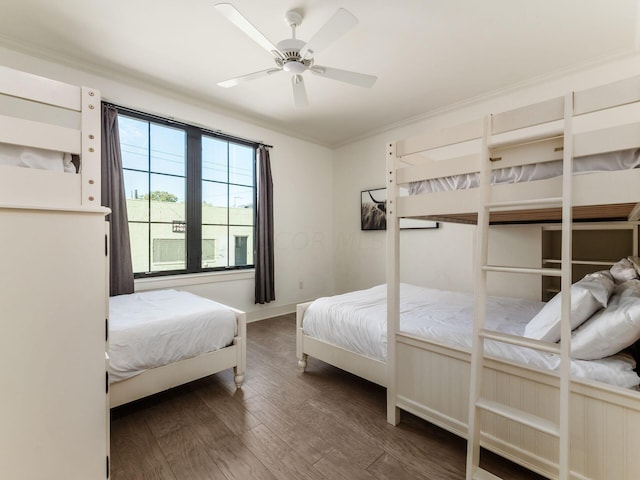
[492,96,564,135]
[490,136,564,169]
[574,75,640,115]
[0,114,81,154]
[574,121,640,157]
[574,100,640,136]
[488,120,564,150]
[0,167,82,207]
[0,65,81,111]
[397,118,483,158]
[572,169,640,207]
[397,153,480,184]
[398,188,478,218]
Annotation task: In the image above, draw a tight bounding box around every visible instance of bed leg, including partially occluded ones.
[298,353,308,371]
[387,405,400,426]
[233,368,245,388]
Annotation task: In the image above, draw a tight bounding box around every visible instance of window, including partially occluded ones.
[117,109,256,277]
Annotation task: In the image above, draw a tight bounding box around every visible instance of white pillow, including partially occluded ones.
[571,279,640,360]
[523,271,615,343]
[610,258,638,284]
[627,256,640,276]
[0,143,69,172]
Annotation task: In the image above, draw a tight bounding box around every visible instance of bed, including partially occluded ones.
[298,282,640,387]
[385,75,640,479]
[108,289,247,408]
[297,296,387,387]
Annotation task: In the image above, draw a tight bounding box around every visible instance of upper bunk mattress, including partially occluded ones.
[108,289,237,382]
[0,143,76,173]
[408,148,640,194]
[302,284,639,389]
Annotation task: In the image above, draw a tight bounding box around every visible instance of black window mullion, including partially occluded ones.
[186,127,201,273]
[226,143,231,268]
[147,121,152,273]
[253,149,258,264]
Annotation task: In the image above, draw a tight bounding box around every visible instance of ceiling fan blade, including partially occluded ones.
[218,68,282,88]
[214,3,284,60]
[292,74,309,107]
[300,8,358,58]
[310,66,377,88]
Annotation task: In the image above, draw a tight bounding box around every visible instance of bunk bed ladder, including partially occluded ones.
[466,94,574,480]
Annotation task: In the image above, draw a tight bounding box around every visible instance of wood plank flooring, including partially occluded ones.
[110,314,546,480]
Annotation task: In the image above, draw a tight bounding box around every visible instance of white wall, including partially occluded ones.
[333,54,640,299]
[0,46,335,320]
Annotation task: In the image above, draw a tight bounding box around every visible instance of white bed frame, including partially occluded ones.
[0,65,101,208]
[109,306,247,408]
[386,75,640,480]
[296,301,387,387]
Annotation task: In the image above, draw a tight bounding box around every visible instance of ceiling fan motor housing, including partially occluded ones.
[276,38,311,74]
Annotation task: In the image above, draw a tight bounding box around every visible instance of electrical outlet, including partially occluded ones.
[298,280,304,289]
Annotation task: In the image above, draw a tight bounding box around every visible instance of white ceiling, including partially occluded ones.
[0,0,638,147]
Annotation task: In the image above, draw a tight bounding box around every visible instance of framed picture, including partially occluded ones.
[361,187,439,231]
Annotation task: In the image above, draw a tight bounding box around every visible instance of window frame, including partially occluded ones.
[112,104,257,278]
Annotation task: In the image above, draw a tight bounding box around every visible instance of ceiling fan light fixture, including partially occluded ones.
[283,60,307,74]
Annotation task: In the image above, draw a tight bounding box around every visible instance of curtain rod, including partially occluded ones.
[103,101,273,149]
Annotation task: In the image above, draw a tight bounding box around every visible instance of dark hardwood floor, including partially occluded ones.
[110,314,546,479]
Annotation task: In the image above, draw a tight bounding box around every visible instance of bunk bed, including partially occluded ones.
[0,65,110,478]
[386,75,640,480]
[108,289,247,408]
[0,65,102,207]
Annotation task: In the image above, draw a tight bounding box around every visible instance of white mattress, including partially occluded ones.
[108,289,237,382]
[302,284,640,389]
[408,148,640,194]
[0,143,76,173]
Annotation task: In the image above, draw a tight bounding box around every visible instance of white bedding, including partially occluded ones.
[302,284,640,389]
[0,143,76,173]
[408,148,640,194]
[108,289,237,382]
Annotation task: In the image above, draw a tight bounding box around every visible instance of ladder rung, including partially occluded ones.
[479,329,561,354]
[485,197,563,210]
[473,468,503,480]
[482,265,562,276]
[476,399,560,437]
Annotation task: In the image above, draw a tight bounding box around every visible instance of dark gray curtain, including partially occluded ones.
[255,146,275,304]
[101,104,134,296]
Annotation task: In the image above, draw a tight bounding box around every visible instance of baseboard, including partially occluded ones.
[246,302,298,322]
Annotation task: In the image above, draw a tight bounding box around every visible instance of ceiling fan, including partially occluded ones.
[214,3,377,107]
